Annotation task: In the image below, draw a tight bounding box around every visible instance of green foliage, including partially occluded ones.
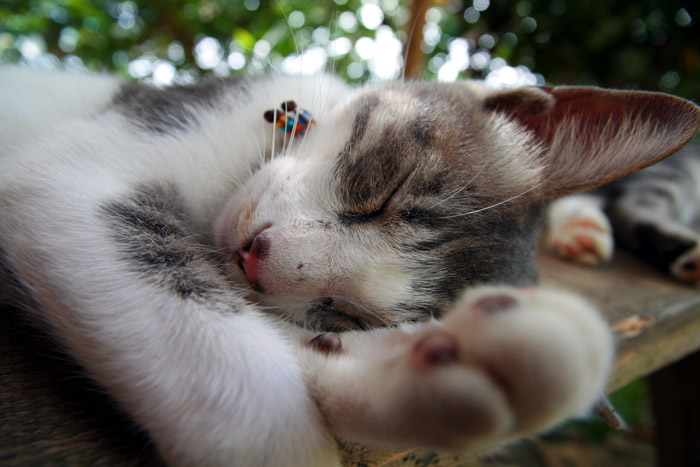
[458,0,700,97]
[1,0,408,83]
[2,0,698,97]
[559,379,654,444]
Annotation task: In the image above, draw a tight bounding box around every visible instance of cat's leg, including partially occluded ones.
[301,285,613,453]
[599,152,700,283]
[580,149,700,283]
[545,194,614,266]
[0,182,339,467]
[606,198,700,283]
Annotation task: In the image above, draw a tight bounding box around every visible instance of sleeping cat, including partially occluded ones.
[1,66,698,466]
[547,143,700,282]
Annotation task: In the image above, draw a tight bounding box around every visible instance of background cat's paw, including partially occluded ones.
[546,197,613,266]
[671,243,700,284]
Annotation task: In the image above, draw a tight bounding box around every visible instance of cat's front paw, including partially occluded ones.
[546,196,613,266]
[393,286,614,452]
[670,243,700,284]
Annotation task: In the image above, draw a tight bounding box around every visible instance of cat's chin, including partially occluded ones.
[252,294,391,332]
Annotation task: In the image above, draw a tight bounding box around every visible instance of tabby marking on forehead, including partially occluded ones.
[334,92,437,209]
[339,96,379,160]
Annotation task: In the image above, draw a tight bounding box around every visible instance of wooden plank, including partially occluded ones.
[538,251,700,392]
[1,250,699,465]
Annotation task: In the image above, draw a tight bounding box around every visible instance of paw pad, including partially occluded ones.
[308,333,343,354]
[411,333,458,371]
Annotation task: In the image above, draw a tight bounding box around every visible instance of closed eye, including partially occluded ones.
[339,182,403,225]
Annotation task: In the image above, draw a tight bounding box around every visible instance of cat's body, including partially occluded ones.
[547,143,700,282]
[1,66,698,466]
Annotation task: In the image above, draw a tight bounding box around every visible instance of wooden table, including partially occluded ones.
[540,251,700,467]
[2,251,699,466]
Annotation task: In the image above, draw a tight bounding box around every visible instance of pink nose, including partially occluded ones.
[237,227,270,289]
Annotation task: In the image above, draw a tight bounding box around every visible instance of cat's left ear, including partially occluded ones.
[484,86,700,198]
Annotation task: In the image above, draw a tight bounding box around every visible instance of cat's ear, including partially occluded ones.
[484,86,700,198]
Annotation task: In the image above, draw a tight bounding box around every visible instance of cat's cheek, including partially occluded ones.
[212,197,253,257]
[353,255,413,310]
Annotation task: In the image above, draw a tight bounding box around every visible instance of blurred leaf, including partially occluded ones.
[1,1,697,94]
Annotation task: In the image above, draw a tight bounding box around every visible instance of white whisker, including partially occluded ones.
[271,108,277,160]
[427,162,491,210]
[438,185,540,219]
[288,108,300,153]
[298,120,314,157]
[282,108,288,155]
[320,8,340,119]
[260,113,268,164]
[248,134,265,169]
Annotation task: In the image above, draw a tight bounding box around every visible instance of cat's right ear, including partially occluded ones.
[483,86,700,198]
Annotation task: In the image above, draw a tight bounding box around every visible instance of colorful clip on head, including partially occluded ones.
[263,100,316,137]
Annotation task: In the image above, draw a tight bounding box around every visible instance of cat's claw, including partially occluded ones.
[671,243,700,284]
[546,197,613,266]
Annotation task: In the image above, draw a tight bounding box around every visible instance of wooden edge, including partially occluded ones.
[608,301,700,392]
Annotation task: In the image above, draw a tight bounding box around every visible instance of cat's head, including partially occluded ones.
[215,78,700,331]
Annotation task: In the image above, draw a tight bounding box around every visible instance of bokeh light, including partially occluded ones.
[0,0,697,97]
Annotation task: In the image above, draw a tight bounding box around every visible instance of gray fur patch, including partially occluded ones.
[112,76,248,133]
[595,145,700,273]
[100,185,235,305]
[338,96,379,160]
[335,98,434,211]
